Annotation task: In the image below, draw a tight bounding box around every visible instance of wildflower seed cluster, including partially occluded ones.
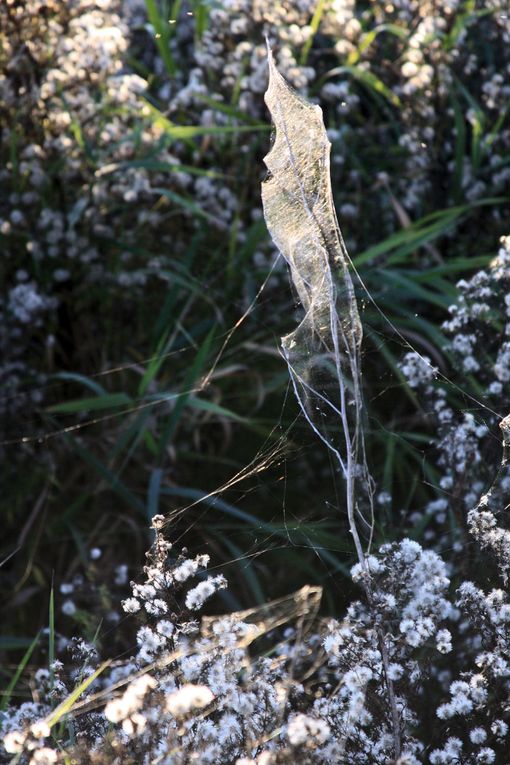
[400,236,510,549]
[4,401,510,765]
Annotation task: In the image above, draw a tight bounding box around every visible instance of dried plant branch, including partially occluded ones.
[261,45,371,558]
[261,45,402,759]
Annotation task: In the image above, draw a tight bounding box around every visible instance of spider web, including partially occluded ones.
[261,46,373,555]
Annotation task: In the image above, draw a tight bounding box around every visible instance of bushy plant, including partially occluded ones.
[2,432,510,762]
[2,18,510,761]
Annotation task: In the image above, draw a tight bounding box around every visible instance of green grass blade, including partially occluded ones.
[326,65,401,108]
[157,327,216,457]
[47,393,132,414]
[194,94,261,124]
[0,631,40,712]
[376,270,451,309]
[161,486,266,526]
[66,436,146,515]
[299,0,326,65]
[451,92,466,201]
[46,662,110,729]
[152,187,217,223]
[49,587,55,690]
[347,23,408,65]
[454,78,486,171]
[187,395,250,424]
[354,215,459,266]
[354,198,509,266]
[145,0,177,76]
[138,332,171,397]
[51,373,106,397]
[96,158,225,180]
[145,104,269,141]
[219,535,266,605]
[190,0,208,39]
[162,124,269,139]
[147,468,163,521]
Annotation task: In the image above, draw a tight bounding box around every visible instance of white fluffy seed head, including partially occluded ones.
[165,684,214,717]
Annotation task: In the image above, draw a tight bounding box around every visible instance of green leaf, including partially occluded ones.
[347,23,408,65]
[411,254,492,280]
[138,331,171,397]
[354,215,458,266]
[46,662,110,728]
[157,327,216,457]
[152,187,217,223]
[96,158,225,180]
[299,0,326,65]
[446,4,498,50]
[163,124,269,139]
[161,486,272,527]
[194,94,262,124]
[218,535,266,605]
[0,631,40,712]
[65,436,146,515]
[47,393,132,414]
[187,396,250,424]
[325,65,401,108]
[354,198,509,266]
[451,92,466,201]
[145,103,269,142]
[49,588,55,690]
[454,78,486,171]
[147,468,163,521]
[376,270,451,309]
[50,372,106,397]
[189,0,209,39]
[145,0,177,76]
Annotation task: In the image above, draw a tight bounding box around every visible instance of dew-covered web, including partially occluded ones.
[2,47,509,649]
[261,46,374,564]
